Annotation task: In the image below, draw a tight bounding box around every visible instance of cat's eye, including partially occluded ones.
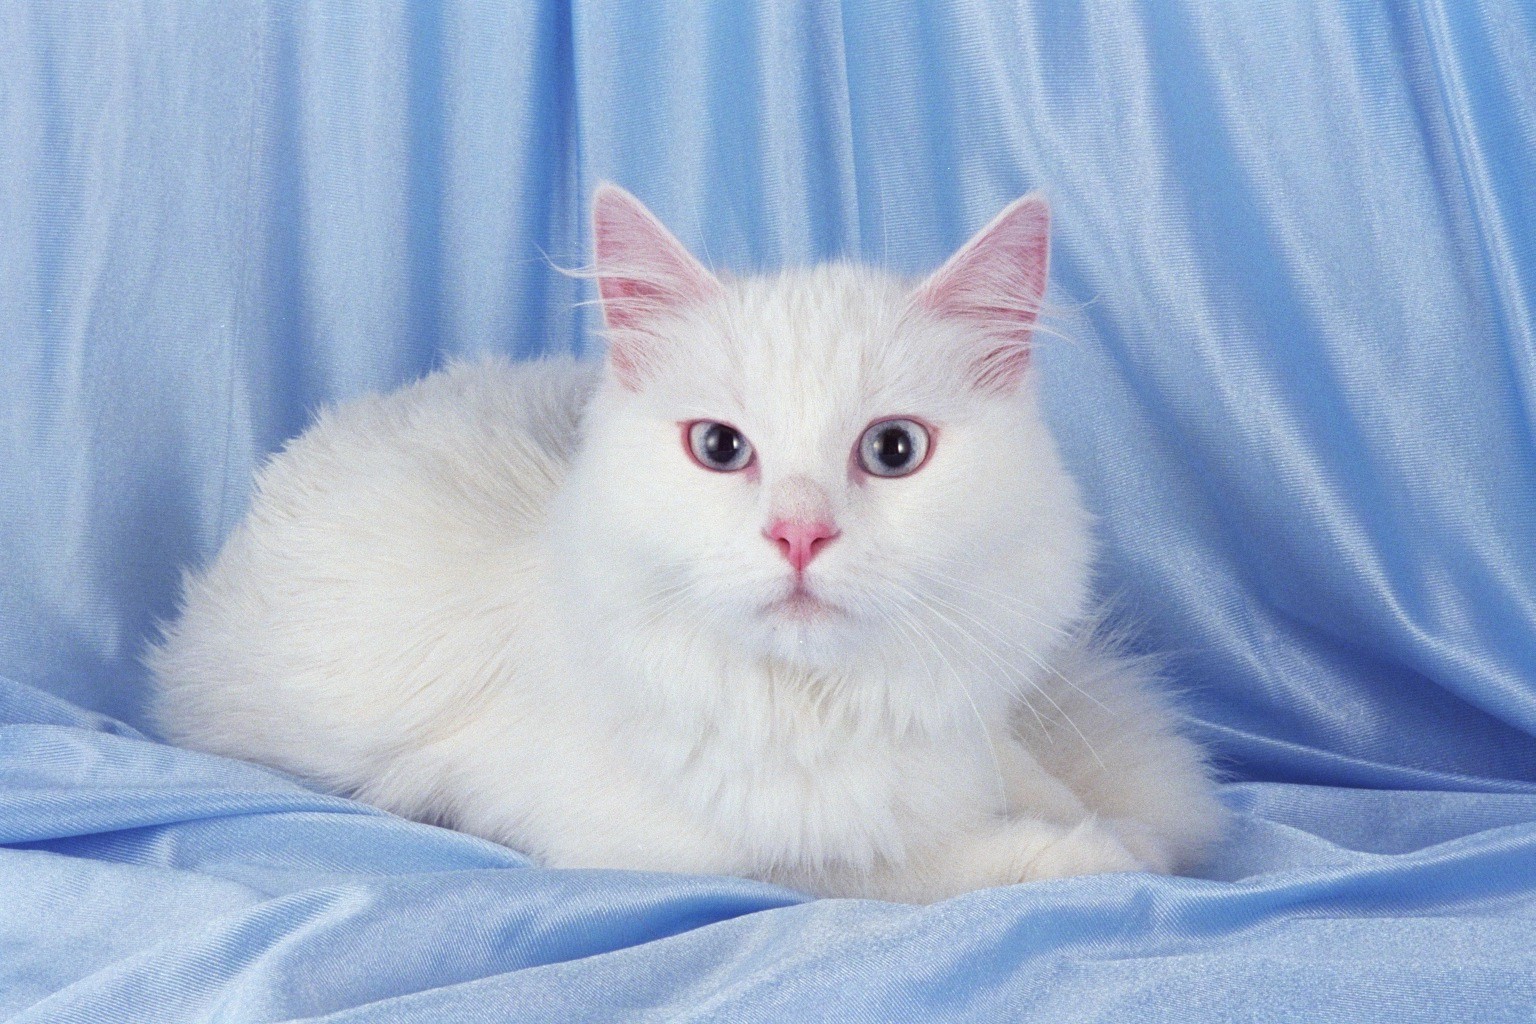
[686,420,755,472]
[857,418,931,478]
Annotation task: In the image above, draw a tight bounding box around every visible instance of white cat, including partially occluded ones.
[149,185,1224,903]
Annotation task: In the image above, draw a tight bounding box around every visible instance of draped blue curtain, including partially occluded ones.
[3,2,1534,1019]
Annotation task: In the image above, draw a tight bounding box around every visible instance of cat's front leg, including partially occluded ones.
[1015,641,1228,875]
[952,815,1144,890]
[874,814,1144,903]
[997,727,1185,875]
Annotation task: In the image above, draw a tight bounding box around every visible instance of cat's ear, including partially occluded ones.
[591,184,721,389]
[911,193,1050,395]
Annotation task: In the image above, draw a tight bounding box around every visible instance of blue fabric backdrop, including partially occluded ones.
[2,1,1534,1019]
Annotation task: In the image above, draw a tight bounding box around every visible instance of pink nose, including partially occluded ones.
[765,519,840,573]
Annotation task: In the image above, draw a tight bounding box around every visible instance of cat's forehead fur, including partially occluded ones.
[642,263,980,439]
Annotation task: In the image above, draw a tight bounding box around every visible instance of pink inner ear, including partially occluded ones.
[592,186,719,387]
[914,195,1050,394]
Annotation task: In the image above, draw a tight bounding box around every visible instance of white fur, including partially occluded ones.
[149,195,1224,903]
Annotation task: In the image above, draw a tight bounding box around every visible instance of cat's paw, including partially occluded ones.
[983,817,1146,884]
[1020,818,1145,880]
[915,817,1148,900]
[1103,817,1178,875]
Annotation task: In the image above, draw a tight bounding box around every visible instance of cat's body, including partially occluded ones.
[151,189,1223,902]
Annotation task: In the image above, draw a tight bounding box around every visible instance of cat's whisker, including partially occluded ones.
[905,556,1075,638]
[863,600,938,727]
[889,572,1044,680]
[915,578,1075,644]
[906,554,1073,620]
[631,581,701,634]
[997,648,1107,771]
[874,595,1011,812]
[880,577,1052,743]
[927,600,1112,769]
[891,577,1106,770]
[900,559,1119,724]
[904,574,1113,720]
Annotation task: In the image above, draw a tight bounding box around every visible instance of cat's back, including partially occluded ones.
[258,354,597,533]
[149,355,600,783]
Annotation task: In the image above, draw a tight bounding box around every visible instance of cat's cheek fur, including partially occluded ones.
[558,389,773,622]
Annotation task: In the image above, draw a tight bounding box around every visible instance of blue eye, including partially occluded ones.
[687,421,754,472]
[858,419,931,477]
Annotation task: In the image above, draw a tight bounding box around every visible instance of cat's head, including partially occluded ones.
[562,185,1092,688]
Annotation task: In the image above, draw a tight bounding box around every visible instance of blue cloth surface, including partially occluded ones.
[2,1,1535,1019]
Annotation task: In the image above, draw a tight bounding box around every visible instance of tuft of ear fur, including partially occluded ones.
[591,184,721,389]
[912,193,1051,395]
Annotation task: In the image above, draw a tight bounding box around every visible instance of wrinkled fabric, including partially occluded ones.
[2,1,1534,1020]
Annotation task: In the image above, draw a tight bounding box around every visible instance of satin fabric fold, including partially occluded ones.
[4,677,1535,1021]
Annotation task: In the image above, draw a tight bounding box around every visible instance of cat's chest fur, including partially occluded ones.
[556,638,993,870]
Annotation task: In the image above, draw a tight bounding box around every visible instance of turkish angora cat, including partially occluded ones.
[150,185,1224,903]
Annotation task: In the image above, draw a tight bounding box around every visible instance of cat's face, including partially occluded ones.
[568,187,1091,680]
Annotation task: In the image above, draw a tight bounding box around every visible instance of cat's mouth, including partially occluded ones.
[764,582,842,621]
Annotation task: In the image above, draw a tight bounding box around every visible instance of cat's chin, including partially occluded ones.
[762,590,842,621]
[752,587,866,666]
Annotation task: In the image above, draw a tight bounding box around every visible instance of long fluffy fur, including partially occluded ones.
[150,195,1224,903]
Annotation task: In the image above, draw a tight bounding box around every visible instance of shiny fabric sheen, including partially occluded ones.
[2,1,1535,1019]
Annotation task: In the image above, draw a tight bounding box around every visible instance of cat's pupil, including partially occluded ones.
[703,424,741,464]
[875,427,912,468]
